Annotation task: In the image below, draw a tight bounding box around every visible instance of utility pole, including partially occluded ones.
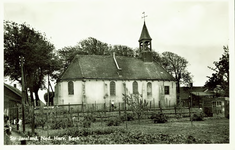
[20,56,25,133]
[47,67,50,136]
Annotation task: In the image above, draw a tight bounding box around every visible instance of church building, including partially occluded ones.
[54,21,177,109]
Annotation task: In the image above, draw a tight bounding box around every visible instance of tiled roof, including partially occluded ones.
[180,86,206,100]
[59,55,175,81]
[191,92,215,96]
[139,21,152,41]
[4,83,22,97]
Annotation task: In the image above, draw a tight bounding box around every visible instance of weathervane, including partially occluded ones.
[142,12,147,21]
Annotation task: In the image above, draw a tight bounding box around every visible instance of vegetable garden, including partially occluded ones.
[5,103,230,145]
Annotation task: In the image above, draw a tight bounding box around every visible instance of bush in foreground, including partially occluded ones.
[150,112,167,123]
[106,118,122,126]
[191,112,204,121]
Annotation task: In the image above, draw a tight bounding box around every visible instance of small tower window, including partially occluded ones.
[133,81,138,95]
[110,81,116,96]
[68,81,74,95]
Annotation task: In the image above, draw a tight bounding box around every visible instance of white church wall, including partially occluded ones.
[55,79,177,108]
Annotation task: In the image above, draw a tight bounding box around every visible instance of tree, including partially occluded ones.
[160,51,193,103]
[44,92,55,106]
[111,45,135,57]
[4,21,60,106]
[205,46,229,96]
[123,93,148,124]
[57,46,82,70]
[57,37,137,71]
[77,37,110,55]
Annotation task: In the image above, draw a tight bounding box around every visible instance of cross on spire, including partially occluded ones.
[142,12,147,21]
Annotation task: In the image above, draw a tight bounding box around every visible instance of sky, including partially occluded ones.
[2,0,232,100]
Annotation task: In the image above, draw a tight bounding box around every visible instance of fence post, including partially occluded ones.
[17,107,19,130]
[32,106,35,134]
[150,101,151,110]
[104,103,106,117]
[82,102,84,115]
[159,101,162,113]
[189,106,191,118]
[109,100,111,112]
[174,106,177,115]
[119,103,121,117]
[77,106,79,122]
[153,98,155,110]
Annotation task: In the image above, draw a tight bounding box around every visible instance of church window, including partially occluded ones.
[147,82,152,98]
[110,81,116,96]
[133,81,138,94]
[68,81,74,95]
[164,86,169,95]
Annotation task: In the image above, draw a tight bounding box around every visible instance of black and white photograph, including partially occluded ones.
[2,0,233,147]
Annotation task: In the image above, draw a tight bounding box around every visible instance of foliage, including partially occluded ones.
[150,112,168,123]
[205,46,229,97]
[191,112,204,121]
[106,117,122,126]
[27,129,212,144]
[4,20,61,105]
[204,107,213,117]
[111,45,135,57]
[84,113,96,123]
[159,51,193,102]
[57,37,137,71]
[34,115,46,129]
[43,92,55,106]
[82,113,96,128]
[57,46,85,70]
[123,94,148,124]
[120,113,135,121]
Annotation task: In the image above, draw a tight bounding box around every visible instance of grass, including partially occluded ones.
[32,117,229,143]
[8,114,229,144]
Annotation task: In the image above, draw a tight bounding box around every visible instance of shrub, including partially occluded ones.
[151,112,167,123]
[175,114,182,119]
[84,114,96,122]
[82,120,91,128]
[35,117,46,129]
[106,118,122,126]
[204,107,213,117]
[191,112,204,121]
[120,113,135,121]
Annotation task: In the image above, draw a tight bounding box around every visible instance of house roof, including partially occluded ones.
[59,55,175,81]
[4,83,22,97]
[191,92,215,96]
[180,86,206,100]
[139,21,152,42]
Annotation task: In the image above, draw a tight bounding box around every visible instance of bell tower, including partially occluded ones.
[139,12,153,62]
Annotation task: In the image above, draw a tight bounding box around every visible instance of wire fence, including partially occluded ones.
[7,102,202,131]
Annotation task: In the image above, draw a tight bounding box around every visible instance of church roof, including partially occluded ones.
[58,55,175,81]
[139,21,152,42]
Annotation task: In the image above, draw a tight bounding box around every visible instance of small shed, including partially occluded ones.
[211,97,229,117]
[4,83,22,119]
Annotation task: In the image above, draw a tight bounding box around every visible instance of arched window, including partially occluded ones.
[68,81,74,95]
[133,81,138,94]
[110,81,116,96]
[147,82,152,98]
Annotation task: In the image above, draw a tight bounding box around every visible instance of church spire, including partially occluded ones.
[139,12,153,62]
[138,21,152,42]
[139,12,152,42]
